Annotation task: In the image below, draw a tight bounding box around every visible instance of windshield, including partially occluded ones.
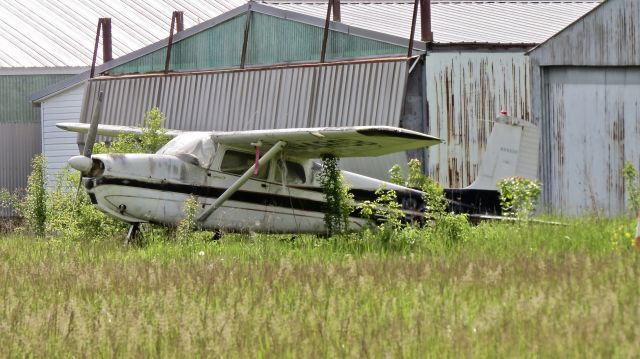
[156,133,215,168]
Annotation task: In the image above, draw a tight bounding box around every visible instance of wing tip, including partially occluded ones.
[356,127,442,143]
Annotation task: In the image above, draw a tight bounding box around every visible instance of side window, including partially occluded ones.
[273,159,306,184]
[220,150,268,179]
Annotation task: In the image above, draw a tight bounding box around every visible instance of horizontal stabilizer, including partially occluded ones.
[212,126,442,158]
[56,122,183,138]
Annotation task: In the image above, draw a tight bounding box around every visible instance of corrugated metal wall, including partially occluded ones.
[83,58,408,132]
[424,51,532,188]
[540,67,640,215]
[529,0,637,67]
[108,12,405,75]
[0,122,41,216]
[0,74,73,123]
[529,0,640,215]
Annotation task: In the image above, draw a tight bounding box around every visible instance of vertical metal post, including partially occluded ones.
[320,0,333,63]
[332,0,341,22]
[240,12,252,69]
[164,11,178,73]
[102,18,112,62]
[407,0,419,57]
[89,20,103,78]
[176,11,184,32]
[420,0,433,42]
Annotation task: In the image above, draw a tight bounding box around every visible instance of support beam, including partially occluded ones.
[332,0,341,22]
[90,18,111,78]
[407,0,419,57]
[197,141,287,223]
[320,0,333,63]
[420,0,433,42]
[164,11,183,73]
[240,12,252,69]
[102,18,112,62]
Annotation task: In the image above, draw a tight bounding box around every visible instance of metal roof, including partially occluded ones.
[4,0,600,69]
[263,0,603,44]
[0,0,246,68]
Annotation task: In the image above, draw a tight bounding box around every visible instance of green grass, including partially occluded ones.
[1,218,639,357]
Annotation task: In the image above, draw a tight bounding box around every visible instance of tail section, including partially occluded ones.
[466,117,539,190]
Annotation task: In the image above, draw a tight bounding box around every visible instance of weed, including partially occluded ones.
[497,176,541,219]
[318,154,353,236]
[623,162,640,215]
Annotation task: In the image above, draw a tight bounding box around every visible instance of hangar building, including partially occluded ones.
[30,0,599,194]
[529,0,639,215]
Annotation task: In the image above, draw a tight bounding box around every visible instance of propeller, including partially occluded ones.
[68,91,104,173]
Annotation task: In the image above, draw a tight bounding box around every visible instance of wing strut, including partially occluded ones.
[197,140,287,224]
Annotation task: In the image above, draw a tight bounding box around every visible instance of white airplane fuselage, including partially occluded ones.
[82,147,424,234]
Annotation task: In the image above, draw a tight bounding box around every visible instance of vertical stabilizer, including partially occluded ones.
[466,118,539,190]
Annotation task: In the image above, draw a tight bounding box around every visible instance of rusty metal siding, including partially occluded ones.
[540,66,640,215]
[529,0,639,67]
[0,122,41,216]
[528,0,640,215]
[82,59,408,133]
[424,51,532,188]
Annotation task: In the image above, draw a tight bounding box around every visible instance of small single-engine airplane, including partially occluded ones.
[58,100,538,240]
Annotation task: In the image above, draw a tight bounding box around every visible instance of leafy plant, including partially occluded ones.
[497,176,541,219]
[407,159,448,217]
[176,196,200,241]
[23,155,47,236]
[388,159,447,217]
[45,168,126,241]
[318,154,354,236]
[623,162,640,216]
[93,107,170,154]
[388,164,404,186]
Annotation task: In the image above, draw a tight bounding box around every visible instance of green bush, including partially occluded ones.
[388,159,447,217]
[93,107,170,154]
[23,155,47,237]
[176,196,200,241]
[318,154,354,236]
[497,176,541,219]
[623,162,640,215]
[45,168,127,241]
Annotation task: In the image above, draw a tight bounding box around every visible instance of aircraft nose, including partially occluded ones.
[68,155,93,172]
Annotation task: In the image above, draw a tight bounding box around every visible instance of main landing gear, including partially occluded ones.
[125,223,140,245]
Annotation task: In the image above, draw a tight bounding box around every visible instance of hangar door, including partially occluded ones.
[542,67,640,215]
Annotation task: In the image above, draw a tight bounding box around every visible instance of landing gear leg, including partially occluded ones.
[125,223,140,245]
[212,228,224,241]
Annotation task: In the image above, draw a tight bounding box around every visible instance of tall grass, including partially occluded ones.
[0,217,638,357]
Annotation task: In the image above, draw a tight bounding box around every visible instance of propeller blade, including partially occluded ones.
[83,91,104,158]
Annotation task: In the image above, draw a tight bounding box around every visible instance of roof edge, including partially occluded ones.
[32,1,428,103]
[0,66,88,76]
[526,0,608,55]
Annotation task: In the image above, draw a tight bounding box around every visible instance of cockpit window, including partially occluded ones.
[156,133,215,168]
[220,150,268,179]
[273,159,306,184]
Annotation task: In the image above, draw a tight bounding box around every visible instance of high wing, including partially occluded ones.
[212,126,442,158]
[56,122,183,138]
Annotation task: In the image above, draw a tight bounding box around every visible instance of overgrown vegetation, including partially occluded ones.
[175,195,202,242]
[0,108,172,240]
[23,155,47,236]
[623,162,640,215]
[497,176,542,219]
[318,154,353,236]
[0,217,638,357]
[93,107,170,154]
